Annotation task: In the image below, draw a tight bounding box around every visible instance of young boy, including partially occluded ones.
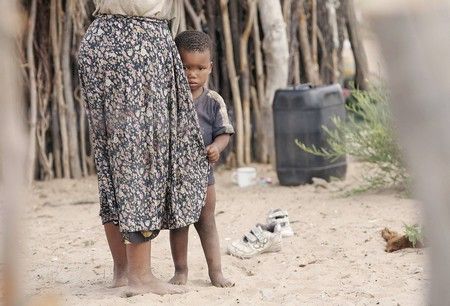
[170,30,235,288]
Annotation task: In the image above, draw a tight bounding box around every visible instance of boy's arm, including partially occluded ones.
[207,91,234,163]
[206,134,230,163]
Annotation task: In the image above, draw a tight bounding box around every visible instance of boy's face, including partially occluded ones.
[179,49,212,93]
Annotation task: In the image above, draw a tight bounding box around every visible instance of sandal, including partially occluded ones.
[227,223,282,259]
[266,209,294,238]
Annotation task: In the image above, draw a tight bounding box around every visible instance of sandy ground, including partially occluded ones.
[22,162,428,305]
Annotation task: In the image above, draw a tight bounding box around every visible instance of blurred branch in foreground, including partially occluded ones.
[367,1,450,304]
[0,0,27,304]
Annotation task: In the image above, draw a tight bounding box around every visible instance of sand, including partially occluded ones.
[23,162,428,305]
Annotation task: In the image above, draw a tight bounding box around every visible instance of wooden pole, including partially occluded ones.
[220,0,244,166]
[26,0,38,183]
[50,0,70,178]
[310,0,318,66]
[184,0,202,31]
[343,0,369,90]
[317,0,338,84]
[205,0,219,90]
[240,0,257,164]
[63,0,82,178]
[36,49,54,180]
[298,0,319,84]
[252,9,268,163]
[257,0,289,165]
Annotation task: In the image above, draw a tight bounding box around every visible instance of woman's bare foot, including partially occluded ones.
[125,274,188,297]
[111,275,128,288]
[209,271,235,288]
[169,270,188,285]
[110,265,128,288]
[124,241,187,296]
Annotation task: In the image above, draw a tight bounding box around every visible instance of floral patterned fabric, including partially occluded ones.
[78,14,208,240]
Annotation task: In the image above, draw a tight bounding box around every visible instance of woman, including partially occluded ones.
[78,0,209,295]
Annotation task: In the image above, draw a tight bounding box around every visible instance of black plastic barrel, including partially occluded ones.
[273,84,347,186]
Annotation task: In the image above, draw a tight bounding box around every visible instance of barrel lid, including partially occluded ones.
[272,84,344,110]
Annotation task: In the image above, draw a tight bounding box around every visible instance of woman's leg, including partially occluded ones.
[125,241,187,295]
[194,186,234,287]
[169,226,190,285]
[104,224,189,295]
[104,223,128,287]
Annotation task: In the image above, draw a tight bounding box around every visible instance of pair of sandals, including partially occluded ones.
[227,209,294,259]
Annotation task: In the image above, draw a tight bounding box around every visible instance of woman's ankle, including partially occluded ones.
[113,262,127,273]
[127,267,153,286]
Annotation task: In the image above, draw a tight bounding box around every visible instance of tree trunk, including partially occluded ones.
[51,97,62,178]
[229,0,241,71]
[240,0,256,164]
[35,3,53,180]
[293,49,301,84]
[184,0,202,31]
[336,1,347,82]
[310,0,318,66]
[63,0,82,178]
[36,54,54,180]
[317,0,338,84]
[282,0,292,36]
[216,0,231,118]
[220,0,244,166]
[298,0,319,84]
[252,9,268,163]
[50,0,70,178]
[205,0,219,90]
[250,85,264,162]
[258,0,289,164]
[26,0,38,184]
[287,1,300,85]
[343,0,369,90]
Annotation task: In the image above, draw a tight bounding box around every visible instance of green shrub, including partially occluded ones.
[295,87,409,194]
[403,224,423,247]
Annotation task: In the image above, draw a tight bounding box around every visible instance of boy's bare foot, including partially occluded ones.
[210,271,235,288]
[169,271,188,285]
[124,274,188,297]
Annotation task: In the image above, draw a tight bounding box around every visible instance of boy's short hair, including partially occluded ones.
[175,30,213,54]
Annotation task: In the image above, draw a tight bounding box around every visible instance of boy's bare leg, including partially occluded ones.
[104,223,128,287]
[125,241,187,296]
[169,226,190,285]
[194,186,234,287]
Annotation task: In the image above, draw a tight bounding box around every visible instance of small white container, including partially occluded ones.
[232,167,257,187]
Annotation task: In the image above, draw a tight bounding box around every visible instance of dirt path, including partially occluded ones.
[24,162,427,305]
